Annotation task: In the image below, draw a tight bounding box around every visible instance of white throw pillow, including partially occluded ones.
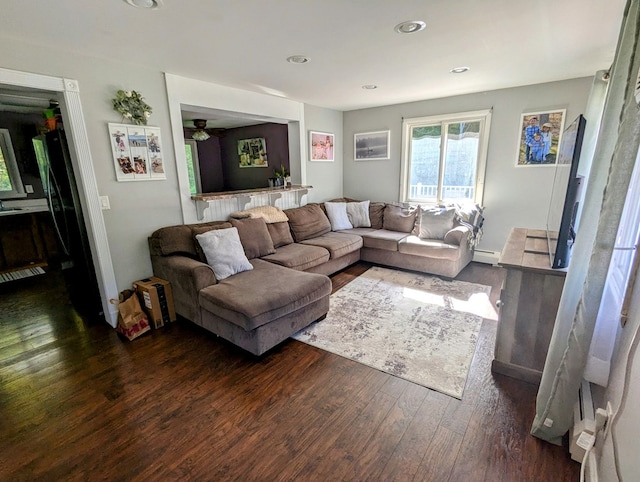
[415,206,456,240]
[346,200,371,228]
[324,202,353,231]
[195,227,253,280]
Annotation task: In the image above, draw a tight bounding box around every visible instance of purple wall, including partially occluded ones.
[184,128,224,193]
[184,122,289,193]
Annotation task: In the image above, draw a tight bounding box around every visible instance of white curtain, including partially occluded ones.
[585,157,640,386]
[531,0,640,444]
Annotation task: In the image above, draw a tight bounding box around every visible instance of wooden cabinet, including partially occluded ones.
[492,228,567,385]
[0,212,57,273]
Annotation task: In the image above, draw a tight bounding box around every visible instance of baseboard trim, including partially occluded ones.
[491,359,542,385]
[473,249,501,265]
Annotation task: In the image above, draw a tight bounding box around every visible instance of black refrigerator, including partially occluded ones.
[32,129,104,321]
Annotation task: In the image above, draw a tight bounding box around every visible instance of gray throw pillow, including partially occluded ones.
[346,200,371,228]
[414,206,456,240]
[195,227,253,280]
[324,202,353,231]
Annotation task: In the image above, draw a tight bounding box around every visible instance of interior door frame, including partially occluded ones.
[0,67,118,326]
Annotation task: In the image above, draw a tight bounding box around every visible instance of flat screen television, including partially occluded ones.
[546,114,587,269]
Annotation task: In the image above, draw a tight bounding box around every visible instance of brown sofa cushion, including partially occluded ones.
[360,229,409,251]
[412,206,456,240]
[229,217,276,259]
[284,203,331,242]
[299,232,363,259]
[369,202,386,229]
[149,221,232,258]
[191,222,234,261]
[382,204,417,233]
[261,243,330,271]
[267,221,294,248]
[199,259,331,331]
[398,236,461,261]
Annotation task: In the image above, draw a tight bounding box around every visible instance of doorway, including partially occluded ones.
[0,67,118,326]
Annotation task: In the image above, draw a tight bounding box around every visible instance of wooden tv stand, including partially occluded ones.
[492,228,567,385]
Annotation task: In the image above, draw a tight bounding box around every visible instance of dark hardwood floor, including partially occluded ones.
[0,262,579,481]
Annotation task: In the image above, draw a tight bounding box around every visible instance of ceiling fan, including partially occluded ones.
[190,119,225,141]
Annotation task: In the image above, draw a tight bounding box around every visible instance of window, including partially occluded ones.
[184,139,201,195]
[400,109,491,204]
[0,129,26,199]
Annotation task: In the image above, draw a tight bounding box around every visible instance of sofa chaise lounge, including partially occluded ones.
[148,200,481,355]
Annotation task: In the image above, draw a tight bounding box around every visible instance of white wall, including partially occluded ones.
[343,78,593,254]
[304,104,344,202]
[0,40,182,290]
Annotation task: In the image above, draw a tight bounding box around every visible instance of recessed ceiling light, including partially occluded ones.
[124,0,163,9]
[286,55,310,64]
[394,21,426,34]
[450,66,470,74]
[362,85,378,90]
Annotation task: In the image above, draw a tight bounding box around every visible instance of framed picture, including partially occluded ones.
[309,131,334,162]
[515,110,566,166]
[238,137,268,167]
[354,130,390,160]
[108,123,166,181]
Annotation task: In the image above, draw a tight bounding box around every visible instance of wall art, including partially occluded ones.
[515,109,566,166]
[310,131,334,162]
[108,123,166,181]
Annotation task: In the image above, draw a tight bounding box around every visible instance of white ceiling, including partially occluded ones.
[1,1,627,112]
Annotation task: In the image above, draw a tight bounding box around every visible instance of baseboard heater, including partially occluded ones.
[570,379,599,482]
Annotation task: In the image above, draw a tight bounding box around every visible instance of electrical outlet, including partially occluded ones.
[25,184,34,193]
[99,195,111,210]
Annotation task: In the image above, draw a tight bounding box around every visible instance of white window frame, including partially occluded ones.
[0,128,27,199]
[399,109,492,205]
[184,139,202,195]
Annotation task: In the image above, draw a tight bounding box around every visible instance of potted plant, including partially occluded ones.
[273,164,290,187]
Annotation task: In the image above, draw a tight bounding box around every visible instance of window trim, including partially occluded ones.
[184,139,202,195]
[0,128,26,199]
[399,109,492,205]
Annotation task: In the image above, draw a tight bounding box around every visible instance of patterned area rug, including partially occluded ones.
[293,266,493,399]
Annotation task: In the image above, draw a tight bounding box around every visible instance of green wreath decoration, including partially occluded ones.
[112,89,152,125]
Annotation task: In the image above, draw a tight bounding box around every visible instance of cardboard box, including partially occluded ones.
[133,277,176,329]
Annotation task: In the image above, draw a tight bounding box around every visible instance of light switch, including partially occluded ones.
[25,184,34,193]
[99,196,111,210]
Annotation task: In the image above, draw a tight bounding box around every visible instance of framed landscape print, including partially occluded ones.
[515,109,566,166]
[354,130,390,160]
[309,131,334,162]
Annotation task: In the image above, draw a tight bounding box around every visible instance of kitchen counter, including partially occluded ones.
[0,199,49,217]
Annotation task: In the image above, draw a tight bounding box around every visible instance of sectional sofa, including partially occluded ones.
[148,199,482,355]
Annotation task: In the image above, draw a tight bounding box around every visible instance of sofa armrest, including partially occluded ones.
[150,254,217,323]
[443,226,471,246]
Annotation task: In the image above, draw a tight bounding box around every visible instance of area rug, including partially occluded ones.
[292,266,493,399]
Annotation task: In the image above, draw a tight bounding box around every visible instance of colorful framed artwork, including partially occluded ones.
[108,123,166,181]
[515,109,566,166]
[354,130,390,160]
[238,137,268,167]
[309,131,334,162]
